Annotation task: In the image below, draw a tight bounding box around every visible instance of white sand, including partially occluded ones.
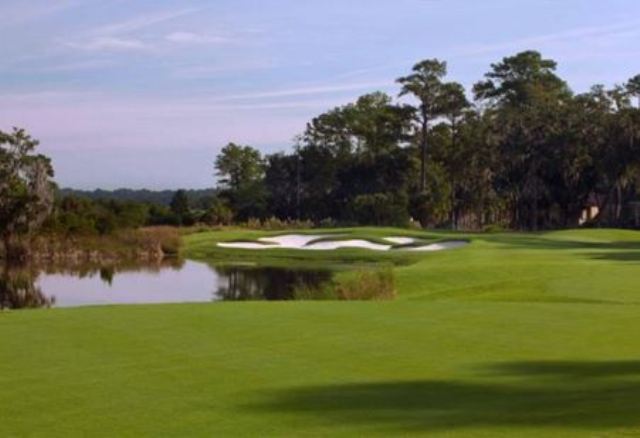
[218,234,324,250]
[384,237,416,245]
[408,241,469,252]
[259,234,325,248]
[217,234,468,252]
[305,239,391,251]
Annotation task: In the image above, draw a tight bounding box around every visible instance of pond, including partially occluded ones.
[0,260,334,309]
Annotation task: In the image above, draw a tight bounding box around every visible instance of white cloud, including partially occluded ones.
[212,81,393,102]
[67,37,147,52]
[165,32,230,45]
[64,8,203,53]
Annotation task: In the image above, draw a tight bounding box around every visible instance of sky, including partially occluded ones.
[2,0,640,189]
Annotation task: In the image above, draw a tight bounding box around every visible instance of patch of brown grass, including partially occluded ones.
[333,267,396,301]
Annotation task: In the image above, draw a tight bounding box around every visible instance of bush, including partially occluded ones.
[293,282,336,300]
[201,199,234,226]
[482,223,508,233]
[136,226,182,255]
[318,218,337,228]
[333,267,396,301]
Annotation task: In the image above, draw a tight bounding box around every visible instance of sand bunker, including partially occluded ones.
[384,237,416,245]
[218,234,468,252]
[260,234,326,248]
[305,239,391,251]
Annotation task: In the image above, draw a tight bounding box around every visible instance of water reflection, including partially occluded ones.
[215,266,333,301]
[0,266,54,309]
[0,260,334,309]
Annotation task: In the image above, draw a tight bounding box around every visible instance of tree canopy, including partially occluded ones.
[212,50,640,230]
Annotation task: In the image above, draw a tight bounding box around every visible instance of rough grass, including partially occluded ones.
[2,228,640,436]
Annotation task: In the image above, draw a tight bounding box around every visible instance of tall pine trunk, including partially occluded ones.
[420,109,428,192]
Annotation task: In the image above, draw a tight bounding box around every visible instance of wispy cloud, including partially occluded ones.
[66,37,148,52]
[92,8,201,36]
[165,32,230,45]
[64,7,202,53]
[449,20,640,58]
[173,60,277,78]
[212,81,393,102]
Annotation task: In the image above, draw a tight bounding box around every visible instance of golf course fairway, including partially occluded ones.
[2,228,640,437]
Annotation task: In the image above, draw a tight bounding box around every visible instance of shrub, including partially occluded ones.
[483,223,508,233]
[333,267,396,301]
[136,226,182,255]
[293,282,336,300]
[245,218,263,229]
[201,198,234,226]
[318,218,337,228]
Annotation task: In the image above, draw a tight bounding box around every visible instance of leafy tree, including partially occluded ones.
[474,51,572,229]
[397,59,447,191]
[265,153,299,219]
[0,128,55,260]
[214,143,266,221]
[215,143,264,191]
[170,190,190,216]
[351,192,409,227]
[437,82,470,149]
[627,74,640,107]
[473,50,569,108]
[201,197,233,226]
[170,190,194,226]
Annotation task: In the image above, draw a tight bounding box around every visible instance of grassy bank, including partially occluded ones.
[2,228,640,436]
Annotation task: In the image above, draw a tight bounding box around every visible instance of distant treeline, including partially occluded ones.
[58,188,216,206]
[46,189,224,235]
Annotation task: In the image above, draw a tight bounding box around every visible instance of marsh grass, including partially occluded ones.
[293,282,336,300]
[28,226,182,261]
[137,226,182,255]
[333,267,396,300]
[292,266,396,301]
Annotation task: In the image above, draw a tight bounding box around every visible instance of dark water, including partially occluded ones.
[0,261,333,309]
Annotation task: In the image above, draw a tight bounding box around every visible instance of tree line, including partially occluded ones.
[214,50,640,230]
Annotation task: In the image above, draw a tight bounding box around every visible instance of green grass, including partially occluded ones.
[3,227,640,436]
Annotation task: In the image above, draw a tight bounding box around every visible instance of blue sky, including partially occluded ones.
[2,0,639,189]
